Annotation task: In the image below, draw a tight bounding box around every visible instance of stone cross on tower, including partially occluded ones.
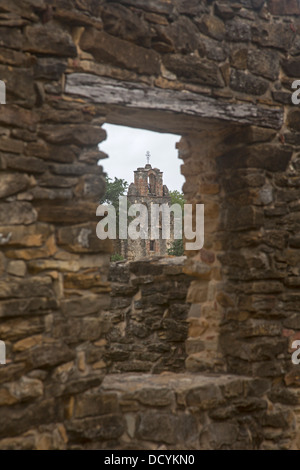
[146,151,150,165]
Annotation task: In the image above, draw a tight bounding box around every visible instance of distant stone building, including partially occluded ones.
[118,162,173,260]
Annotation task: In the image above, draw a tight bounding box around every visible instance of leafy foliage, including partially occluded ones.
[169,190,186,209]
[167,239,184,256]
[111,253,124,262]
[101,176,129,232]
[167,191,185,256]
[100,176,128,207]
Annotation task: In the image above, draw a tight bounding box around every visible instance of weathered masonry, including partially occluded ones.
[1,0,300,449]
[118,163,173,260]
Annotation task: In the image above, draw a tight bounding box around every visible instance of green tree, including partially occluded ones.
[111,253,124,262]
[169,190,186,209]
[167,239,184,256]
[100,176,128,206]
[101,176,128,260]
[168,190,185,256]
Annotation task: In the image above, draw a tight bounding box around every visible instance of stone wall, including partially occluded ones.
[94,373,297,450]
[1,0,300,450]
[105,257,191,374]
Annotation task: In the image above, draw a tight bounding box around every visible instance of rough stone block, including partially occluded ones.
[0,297,57,320]
[282,58,300,77]
[0,65,35,107]
[215,2,235,19]
[267,0,300,15]
[35,200,100,224]
[252,23,294,50]
[217,145,293,172]
[155,16,201,53]
[0,173,31,198]
[101,3,151,47]
[0,202,37,225]
[39,125,106,146]
[80,29,160,75]
[34,57,67,80]
[136,411,198,444]
[112,0,174,14]
[248,49,279,80]
[185,337,205,355]
[56,223,111,253]
[0,275,53,300]
[226,19,251,42]
[5,156,47,174]
[16,338,75,369]
[7,260,26,277]
[186,383,223,409]
[0,376,43,406]
[24,23,76,57]
[63,271,110,291]
[200,422,239,450]
[0,26,23,49]
[197,15,226,41]
[230,69,268,96]
[75,392,119,418]
[164,54,224,87]
[26,142,78,164]
[0,398,63,439]
[135,387,174,407]
[60,294,105,317]
[0,106,37,130]
[66,414,125,441]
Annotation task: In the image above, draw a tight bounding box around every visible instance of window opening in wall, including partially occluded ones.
[99,123,183,262]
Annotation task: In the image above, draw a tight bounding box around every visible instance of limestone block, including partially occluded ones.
[248,49,279,80]
[226,19,251,42]
[230,69,268,96]
[101,3,151,47]
[39,124,106,146]
[0,106,37,130]
[200,423,239,450]
[0,398,64,439]
[0,202,37,225]
[60,293,109,317]
[5,155,47,174]
[0,376,43,406]
[75,392,119,418]
[0,138,23,154]
[164,54,224,87]
[24,23,76,57]
[7,260,26,277]
[0,173,31,198]
[80,29,160,75]
[108,0,174,15]
[267,0,300,15]
[0,65,35,106]
[136,411,198,445]
[252,23,294,50]
[197,14,226,41]
[65,414,125,441]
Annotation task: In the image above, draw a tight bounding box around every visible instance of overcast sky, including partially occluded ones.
[98,124,185,192]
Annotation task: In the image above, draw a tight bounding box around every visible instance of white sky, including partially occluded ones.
[98,123,185,192]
